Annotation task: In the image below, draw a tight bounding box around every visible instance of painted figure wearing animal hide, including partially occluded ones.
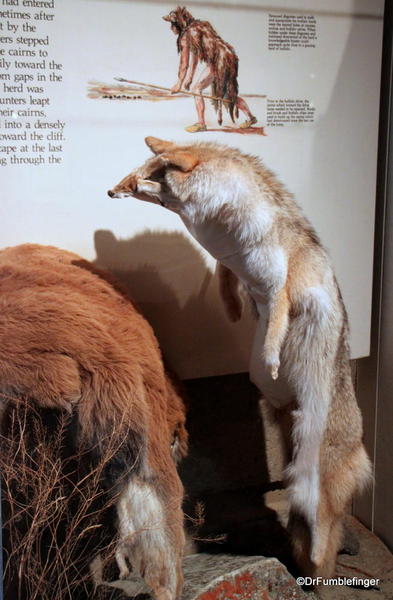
[0,244,188,600]
[163,6,257,132]
[108,137,371,578]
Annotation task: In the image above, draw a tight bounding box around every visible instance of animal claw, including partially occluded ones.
[264,350,280,380]
[119,568,130,580]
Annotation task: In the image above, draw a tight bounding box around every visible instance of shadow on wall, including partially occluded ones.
[93,228,255,379]
[92,228,293,568]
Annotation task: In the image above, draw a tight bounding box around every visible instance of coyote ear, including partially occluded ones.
[164,151,199,172]
[145,136,176,155]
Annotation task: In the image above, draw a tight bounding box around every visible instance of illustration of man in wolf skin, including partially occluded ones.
[164,6,257,132]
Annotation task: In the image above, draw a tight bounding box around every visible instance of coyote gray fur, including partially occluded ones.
[108,137,371,577]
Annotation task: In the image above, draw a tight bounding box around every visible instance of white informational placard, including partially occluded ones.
[0,0,384,378]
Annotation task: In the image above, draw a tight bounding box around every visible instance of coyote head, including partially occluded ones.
[108,136,202,212]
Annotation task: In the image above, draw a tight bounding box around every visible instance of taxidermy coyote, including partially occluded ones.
[108,137,371,578]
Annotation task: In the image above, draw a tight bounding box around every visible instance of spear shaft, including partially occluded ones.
[114,77,266,102]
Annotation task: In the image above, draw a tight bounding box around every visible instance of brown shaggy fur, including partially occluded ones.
[0,243,188,600]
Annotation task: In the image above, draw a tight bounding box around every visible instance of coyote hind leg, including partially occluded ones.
[288,443,371,578]
[288,509,344,579]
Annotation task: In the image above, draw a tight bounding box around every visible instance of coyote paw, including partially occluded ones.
[118,566,130,580]
[264,352,280,380]
[137,179,162,195]
[115,548,131,580]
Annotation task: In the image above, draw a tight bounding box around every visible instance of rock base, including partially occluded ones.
[101,554,315,600]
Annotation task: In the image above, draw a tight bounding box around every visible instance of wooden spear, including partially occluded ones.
[114,77,266,103]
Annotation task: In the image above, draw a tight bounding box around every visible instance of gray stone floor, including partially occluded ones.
[98,511,393,600]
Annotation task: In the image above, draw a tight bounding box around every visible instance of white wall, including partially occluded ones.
[0,0,384,378]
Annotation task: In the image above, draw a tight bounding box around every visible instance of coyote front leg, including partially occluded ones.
[264,287,290,380]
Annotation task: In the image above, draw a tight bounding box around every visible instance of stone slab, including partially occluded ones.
[180,554,316,600]
[97,516,393,600]
[102,554,316,600]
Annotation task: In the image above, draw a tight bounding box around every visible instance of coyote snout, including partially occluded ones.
[108,172,163,204]
[107,173,139,199]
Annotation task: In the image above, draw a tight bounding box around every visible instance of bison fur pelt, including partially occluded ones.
[0,243,188,600]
